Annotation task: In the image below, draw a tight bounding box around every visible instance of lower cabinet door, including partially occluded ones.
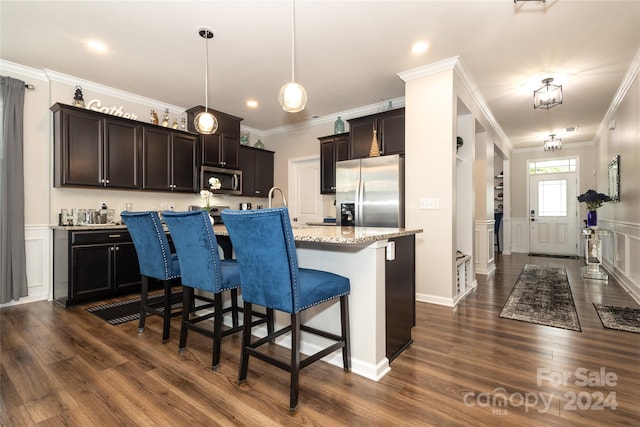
[71,244,113,301]
[113,242,142,293]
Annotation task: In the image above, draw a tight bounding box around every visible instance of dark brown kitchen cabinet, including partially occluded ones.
[53,229,142,306]
[142,127,198,192]
[348,108,405,159]
[240,145,274,197]
[385,234,415,362]
[51,103,140,189]
[185,106,243,169]
[319,133,349,194]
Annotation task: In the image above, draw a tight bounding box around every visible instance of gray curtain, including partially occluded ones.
[0,76,28,303]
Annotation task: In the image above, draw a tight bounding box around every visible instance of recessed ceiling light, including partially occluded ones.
[411,41,429,54]
[86,40,107,53]
[246,100,258,108]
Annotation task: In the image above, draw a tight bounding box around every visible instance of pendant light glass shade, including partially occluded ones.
[195,28,218,134]
[279,0,307,113]
[194,110,218,134]
[279,82,307,113]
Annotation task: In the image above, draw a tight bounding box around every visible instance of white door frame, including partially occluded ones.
[527,156,580,257]
[288,155,323,224]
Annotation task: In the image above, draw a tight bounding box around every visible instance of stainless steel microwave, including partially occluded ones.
[200,166,242,195]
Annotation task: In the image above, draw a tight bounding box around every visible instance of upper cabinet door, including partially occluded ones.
[104,119,140,189]
[379,109,405,155]
[142,127,172,191]
[58,108,104,187]
[171,133,198,192]
[347,108,405,159]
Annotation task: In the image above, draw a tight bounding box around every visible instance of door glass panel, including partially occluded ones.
[538,179,567,216]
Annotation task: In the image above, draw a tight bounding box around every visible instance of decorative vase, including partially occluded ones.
[334,116,345,134]
[254,139,264,149]
[369,127,380,157]
[587,210,597,227]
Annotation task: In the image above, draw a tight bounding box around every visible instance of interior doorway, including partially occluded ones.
[528,158,579,257]
[287,156,324,225]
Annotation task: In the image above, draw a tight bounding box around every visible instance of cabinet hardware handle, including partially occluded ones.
[105,179,110,184]
[108,234,122,238]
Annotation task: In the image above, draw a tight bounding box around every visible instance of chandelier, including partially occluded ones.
[543,134,562,152]
[534,77,563,110]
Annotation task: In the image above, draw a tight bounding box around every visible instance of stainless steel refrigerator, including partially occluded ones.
[335,154,404,227]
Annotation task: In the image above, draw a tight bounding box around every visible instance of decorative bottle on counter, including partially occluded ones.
[150,109,158,125]
[334,116,345,134]
[161,108,170,127]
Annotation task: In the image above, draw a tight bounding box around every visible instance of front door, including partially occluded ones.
[529,171,578,256]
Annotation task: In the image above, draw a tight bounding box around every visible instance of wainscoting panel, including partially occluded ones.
[0,226,51,308]
[599,219,640,304]
[473,220,495,275]
[510,217,529,253]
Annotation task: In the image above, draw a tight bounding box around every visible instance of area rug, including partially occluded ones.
[593,304,640,334]
[86,292,182,325]
[500,264,581,332]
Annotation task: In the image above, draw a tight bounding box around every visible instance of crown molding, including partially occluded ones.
[398,56,513,155]
[0,60,48,82]
[43,69,187,114]
[595,46,640,142]
[262,96,406,137]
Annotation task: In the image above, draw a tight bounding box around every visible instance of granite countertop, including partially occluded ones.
[213,224,422,245]
[51,223,422,245]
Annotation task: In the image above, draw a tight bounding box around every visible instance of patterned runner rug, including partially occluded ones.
[593,304,640,334]
[500,264,581,332]
[86,292,182,325]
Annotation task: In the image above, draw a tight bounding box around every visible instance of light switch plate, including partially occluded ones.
[420,198,440,209]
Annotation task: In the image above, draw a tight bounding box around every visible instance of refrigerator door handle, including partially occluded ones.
[357,179,364,226]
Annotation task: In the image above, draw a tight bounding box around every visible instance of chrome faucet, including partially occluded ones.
[268,186,287,208]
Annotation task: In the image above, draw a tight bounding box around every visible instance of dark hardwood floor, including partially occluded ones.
[2,253,639,426]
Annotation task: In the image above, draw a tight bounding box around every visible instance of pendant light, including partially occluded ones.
[194,28,218,134]
[278,0,307,113]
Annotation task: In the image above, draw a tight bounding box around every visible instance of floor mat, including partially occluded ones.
[86,292,182,325]
[593,304,640,334]
[499,264,581,332]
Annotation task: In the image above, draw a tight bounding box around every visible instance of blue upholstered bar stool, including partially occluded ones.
[221,207,351,413]
[121,211,181,342]
[162,210,271,370]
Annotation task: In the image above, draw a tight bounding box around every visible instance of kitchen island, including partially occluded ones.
[215,223,422,381]
[53,222,421,381]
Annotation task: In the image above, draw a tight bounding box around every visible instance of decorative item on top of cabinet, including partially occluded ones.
[334,116,345,134]
[51,103,140,189]
[254,139,265,149]
[150,109,158,125]
[186,106,243,169]
[240,145,274,197]
[73,86,84,108]
[319,133,349,194]
[348,108,404,159]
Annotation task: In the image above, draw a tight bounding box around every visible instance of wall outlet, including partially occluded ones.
[420,198,440,210]
[168,203,175,210]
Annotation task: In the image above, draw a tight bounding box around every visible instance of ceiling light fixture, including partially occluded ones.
[194,28,218,135]
[278,0,307,113]
[543,134,562,152]
[534,77,563,110]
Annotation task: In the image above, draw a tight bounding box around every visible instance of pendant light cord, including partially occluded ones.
[204,30,210,111]
[291,0,296,83]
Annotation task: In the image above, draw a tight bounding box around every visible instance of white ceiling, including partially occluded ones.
[2,1,639,150]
